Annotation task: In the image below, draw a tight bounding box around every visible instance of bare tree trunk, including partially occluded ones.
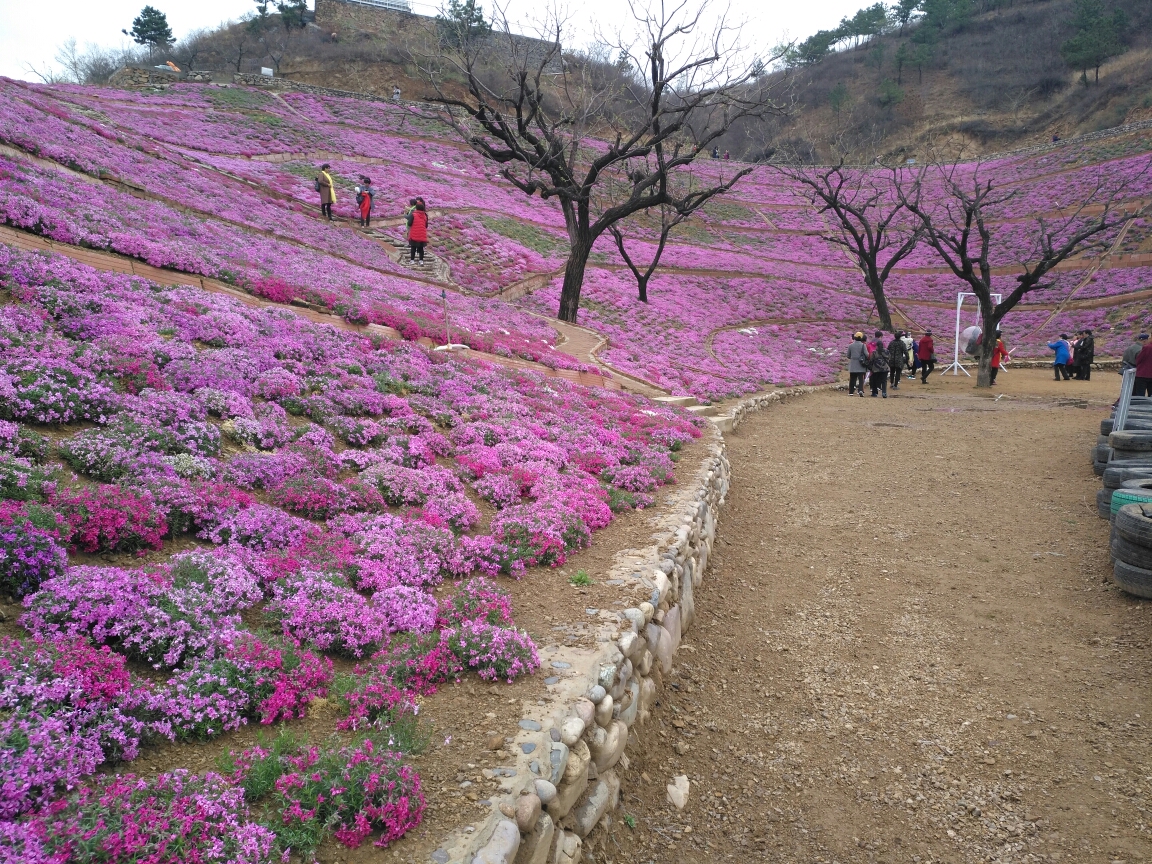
[976,341,994,387]
[974,297,997,388]
[867,275,895,332]
[558,237,592,323]
[637,276,649,303]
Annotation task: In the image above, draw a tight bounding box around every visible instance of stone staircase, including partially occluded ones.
[652,395,736,434]
[367,230,454,284]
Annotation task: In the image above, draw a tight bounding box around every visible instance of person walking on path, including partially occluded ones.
[1123,333,1149,371]
[887,331,905,390]
[1135,337,1152,397]
[1075,329,1095,380]
[901,331,914,378]
[407,200,428,264]
[317,164,336,221]
[356,177,374,228]
[918,329,935,382]
[989,331,1009,385]
[1048,334,1072,380]
[847,332,869,397]
[869,331,891,398]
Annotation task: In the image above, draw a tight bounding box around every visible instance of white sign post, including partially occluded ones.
[939,292,1002,376]
[1114,368,1137,433]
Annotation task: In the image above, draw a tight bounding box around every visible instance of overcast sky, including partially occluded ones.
[0,0,867,81]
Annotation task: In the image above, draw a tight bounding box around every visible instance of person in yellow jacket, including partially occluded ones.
[317,164,336,220]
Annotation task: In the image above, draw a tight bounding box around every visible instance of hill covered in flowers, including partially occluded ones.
[1,73,1151,859]
[0,241,700,857]
[2,77,1151,402]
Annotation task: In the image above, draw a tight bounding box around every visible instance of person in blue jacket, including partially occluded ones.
[1048,334,1072,380]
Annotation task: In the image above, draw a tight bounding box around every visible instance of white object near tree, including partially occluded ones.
[260,67,274,77]
[940,292,1001,376]
[667,775,690,810]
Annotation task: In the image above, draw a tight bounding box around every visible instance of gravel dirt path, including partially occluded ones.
[608,369,1152,864]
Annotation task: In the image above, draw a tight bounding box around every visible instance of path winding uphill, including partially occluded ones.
[609,371,1152,864]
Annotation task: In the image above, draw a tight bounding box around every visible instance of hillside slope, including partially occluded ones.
[1,77,1151,403]
[753,0,1152,163]
[149,0,1152,163]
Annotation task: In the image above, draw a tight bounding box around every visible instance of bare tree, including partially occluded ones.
[174,29,211,71]
[779,160,921,332]
[608,163,752,302]
[53,39,86,83]
[261,26,293,75]
[411,0,786,322]
[897,160,1148,387]
[224,21,259,73]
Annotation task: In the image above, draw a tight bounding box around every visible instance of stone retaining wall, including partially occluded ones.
[107,66,216,89]
[231,73,395,102]
[440,425,728,864]
[432,383,828,864]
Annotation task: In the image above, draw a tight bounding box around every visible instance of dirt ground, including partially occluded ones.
[603,367,1152,864]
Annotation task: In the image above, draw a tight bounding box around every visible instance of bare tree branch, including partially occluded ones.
[776,158,920,331]
[896,157,1149,387]
[408,0,787,322]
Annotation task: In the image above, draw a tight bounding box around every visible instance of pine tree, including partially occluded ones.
[437,0,492,49]
[890,0,920,35]
[1060,0,1128,84]
[126,6,173,57]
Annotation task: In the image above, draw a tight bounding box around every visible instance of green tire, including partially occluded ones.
[1111,486,1152,517]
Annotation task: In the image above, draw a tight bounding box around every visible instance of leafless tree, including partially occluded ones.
[173,29,211,71]
[897,159,1148,387]
[778,160,921,332]
[260,24,295,75]
[223,20,259,73]
[411,0,787,322]
[608,161,752,302]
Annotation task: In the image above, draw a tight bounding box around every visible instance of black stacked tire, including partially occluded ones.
[1103,466,1152,490]
[1109,430,1152,459]
[1104,417,1152,435]
[1097,487,1113,518]
[1111,534,1152,569]
[1112,502,1152,598]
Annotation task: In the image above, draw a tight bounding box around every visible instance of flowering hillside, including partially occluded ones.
[1,75,1150,401]
[0,242,700,857]
[0,71,1151,857]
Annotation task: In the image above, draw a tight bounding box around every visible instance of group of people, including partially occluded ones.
[1124,332,1152,397]
[710,147,730,160]
[1046,330,1095,380]
[315,165,429,263]
[846,327,1011,396]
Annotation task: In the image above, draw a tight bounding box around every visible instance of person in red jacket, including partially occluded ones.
[1135,338,1152,397]
[989,331,1009,385]
[917,329,935,382]
[407,200,428,264]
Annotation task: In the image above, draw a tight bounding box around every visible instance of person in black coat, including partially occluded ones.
[1075,329,1095,380]
[869,330,891,398]
[887,331,906,390]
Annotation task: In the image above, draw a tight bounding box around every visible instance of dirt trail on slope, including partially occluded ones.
[608,369,1152,864]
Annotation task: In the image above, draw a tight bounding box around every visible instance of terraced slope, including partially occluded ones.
[2,77,1151,402]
